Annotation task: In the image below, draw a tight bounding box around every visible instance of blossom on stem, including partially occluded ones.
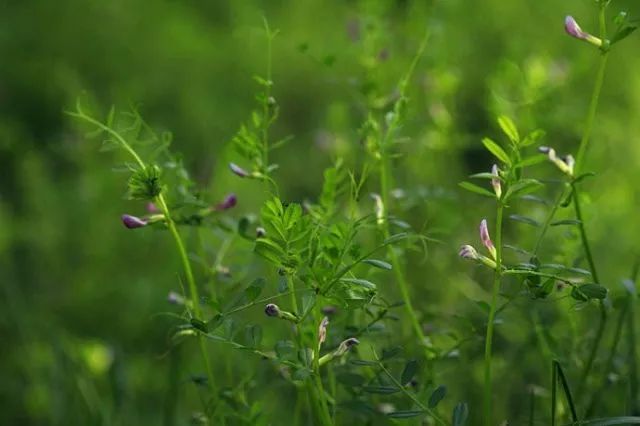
[264,303,280,317]
[146,202,160,214]
[121,214,148,229]
[215,193,237,211]
[256,227,266,238]
[371,193,384,225]
[229,162,250,178]
[480,219,497,260]
[459,244,479,260]
[538,146,574,177]
[564,16,603,47]
[318,317,329,345]
[491,164,502,199]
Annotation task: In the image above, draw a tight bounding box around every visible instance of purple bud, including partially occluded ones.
[321,305,338,316]
[459,244,479,260]
[565,16,587,39]
[215,193,237,211]
[146,202,160,214]
[265,303,280,317]
[256,227,266,238]
[229,162,249,178]
[318,317,329,344]
[167,291,184,305]
[336,337,359,356]
[121,214,148,229]
[479,219,497,259]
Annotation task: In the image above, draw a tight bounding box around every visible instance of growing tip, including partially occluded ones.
[229,162,250,178]
[121,214,148,229]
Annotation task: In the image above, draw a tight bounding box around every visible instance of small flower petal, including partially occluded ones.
[215,193,237,211]
[121,214,148,229]
[229,162,249,178]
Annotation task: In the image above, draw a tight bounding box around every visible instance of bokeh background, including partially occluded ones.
[2,0,640,424]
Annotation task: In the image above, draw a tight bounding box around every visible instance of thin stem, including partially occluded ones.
[156,194,215,395]
[574,52,609,174]
[483,204,504,426]
[532,184,570,256]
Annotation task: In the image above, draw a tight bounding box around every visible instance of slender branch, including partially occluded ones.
[483,204,504,426]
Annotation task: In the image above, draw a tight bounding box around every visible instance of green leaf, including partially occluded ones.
[452,402,469,426]
[244,277,266,302]
[384,233,409,245]
[508,214,540,227]
[459,181,496,198]
[363,385,400,394]
[387,410,426,419]
[401,360,419,384]
[275,340,296,360]
[565,417,640,425]
[575,284,608,300]
[497,115,519,144]
[382,346,403,360]
[469,172,504,180]
[428,385,447,408]
[190,318,208,333]
[505,179,543,199]
[337,373,366,387]
[611,25,638,45]
[521,129,546,147]
[362,259,392,270]
[482,137,511,165]
[207,314,225,331]
[341,278,377,289]
[551,219,582,227]
[244,324,263,347]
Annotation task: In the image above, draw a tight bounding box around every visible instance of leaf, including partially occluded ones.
[428,385,447,408]
[576,284,608,300]
[482,137,511,165]
[244,324,263,347]
[565,417,640,425]
[382,346,403,360]
[497,115,519,144]
[509,214,540,227]
[551,219,582,227]
[521,129,546,147]
[275,340,295,360]
[514,155,547,168]
[337,373,366,387]
[506,179,543,199]
[190,318,208,333]
[469,172,504,180]
[452,402,469,426]
[401,360,419,385]
[459,181,496,198]
[341,278,377,290]
[301,292,316,317]
[387,410,426,419]
[362,259,392,270]
[363,385,400,394]
[244,277,266,302]
[611,25,638,45]
[207,314,225,331]
[384,233,409,245]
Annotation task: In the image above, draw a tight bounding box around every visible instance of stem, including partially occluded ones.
[483,204,504,426]
[532,184,569,256]
[156,194,215,394]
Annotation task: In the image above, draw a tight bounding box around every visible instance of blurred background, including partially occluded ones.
[2,0,640,424]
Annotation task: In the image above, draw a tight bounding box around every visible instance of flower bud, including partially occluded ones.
[318,317,329,345]
[265,303,280,317]
[371,193,384,225]
[459,244,479,260]
[256,227,266,238]
[121,214,148,229]
[335,337,359,356]
[539,146,574,176]
[229,162,250,178]
[167,291,184,305]
[215,193,237,211]
[146,202,160,214]
[491,164,502,199]
[479,219,497,260]
[565,16,603,47]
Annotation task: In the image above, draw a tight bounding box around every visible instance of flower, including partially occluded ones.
[459,244,479,260]
[318,317,329,345]
[229,162,250,178]
[121,214,148,229]
[564,16,603,47]
[167,291,184,305]
[335,337,359,356]
[256,227,266,238]
[215,193,237,211]
[146,202,160,213]
[480,219,497,260]
[265,303,280,317]
[371,193,384,225]
[491,164,502,199]
[538,146,574,176]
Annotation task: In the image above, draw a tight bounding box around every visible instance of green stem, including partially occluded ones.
[156,194,215,395]
[483,204,504,426]
[532,184,569,256]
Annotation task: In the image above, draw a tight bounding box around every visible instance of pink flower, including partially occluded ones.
[215,193,237,211]
[564,16,603,47]
[121,214,148,229]
[229,162,249,178]
[318,317,329,344]
[480,219,497,260]
[459,245,479,260]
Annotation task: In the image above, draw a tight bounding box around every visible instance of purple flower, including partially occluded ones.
[215,193,237,211]
[146,202,160,214]
[265,303,280,317]
[480,219,497,259]
[564,16,603,47]
[121,214,148,229]
[491,164,502,199]
[229,162,249,178]
[459,244,479,260]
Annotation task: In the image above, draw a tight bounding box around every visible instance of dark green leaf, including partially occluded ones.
[459,181,496,198]
[275,340,295,360]
[382,346,403,360]
[577,284,608,300]
[482,137,511,164]
[363,385,400,394]
[341,278,377,289]
[551,219,581,227]
[244,324,262,347]
[428,385,447,408]
[452,402,469,426]
[190,318,208,333]
[362,259,392,270]
[387,410,426,419]
[509,215,540,227]
[337,373,366,387]
[244,277,266,302]
[401,360,419,384]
